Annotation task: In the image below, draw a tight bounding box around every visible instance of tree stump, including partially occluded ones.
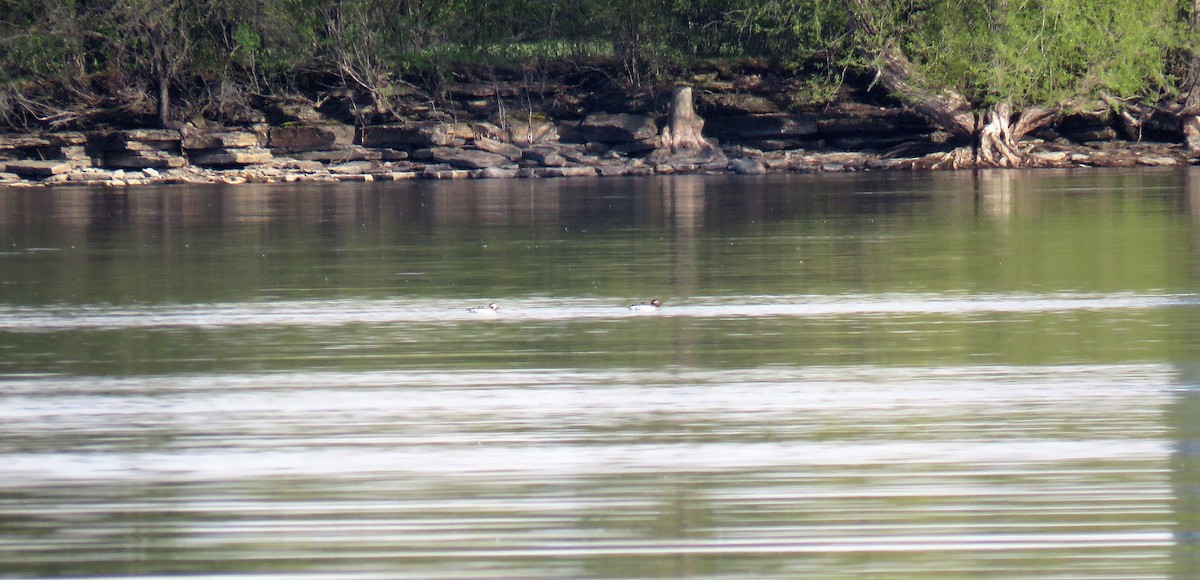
[662,87,710,152]
[1185,116,1200,152]
[649,86,725,167]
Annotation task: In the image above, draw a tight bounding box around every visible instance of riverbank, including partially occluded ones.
[2,126,1190,189]
[2,65,1194,188]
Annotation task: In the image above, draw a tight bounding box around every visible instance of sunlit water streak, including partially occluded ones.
[3,173,1200,577]
[0,291,1192,330]
[0,363,1173,478]
[0,362,1180,577]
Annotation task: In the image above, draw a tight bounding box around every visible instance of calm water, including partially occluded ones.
[2,170,1200,578]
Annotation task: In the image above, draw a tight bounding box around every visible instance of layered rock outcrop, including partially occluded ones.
[1,64,1193,187]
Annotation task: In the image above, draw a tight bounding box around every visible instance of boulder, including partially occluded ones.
[120,129,181,143]
[556,120,584,143]
[103,150,187,169]
[470,122,507,141]
[423,166,472,180]
[428,147,510,170]
[288,146,383,163]
[477,166,520,179]
[3,160,72,177]
[1138,155,1179,167]
[471,137,523,162]
[1029,150,1069,164]
[578,114,657,143]
[523,148,567,167]
[329,161,378,174]
[90,129,181,153]
[536,166,597,178]
[359,123,457,148]
[270,158,326,172]
[60,146,89,163]
[188,147,273,167]
[506,122,558,146]
[728,157,767,175]
[596,165,631,177]
[268,124,355,152]
[557,146,602,165]
[437,123,467,140]
[182,130,260,150]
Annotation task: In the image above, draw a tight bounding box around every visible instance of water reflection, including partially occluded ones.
[0,364,1179,577]
[3,170,1200,577]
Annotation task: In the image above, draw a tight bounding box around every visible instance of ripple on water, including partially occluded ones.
[0,291,1191,331]
[0,364,1184,577]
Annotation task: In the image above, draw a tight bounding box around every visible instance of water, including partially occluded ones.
[2,170,1200,578]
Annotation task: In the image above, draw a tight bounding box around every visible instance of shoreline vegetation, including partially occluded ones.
[3,1,1200,187]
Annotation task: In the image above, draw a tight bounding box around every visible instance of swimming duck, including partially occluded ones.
[468,303,500,315]
[628,299,662,312]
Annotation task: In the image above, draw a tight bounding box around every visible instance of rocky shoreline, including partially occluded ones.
[2,73,1195,188]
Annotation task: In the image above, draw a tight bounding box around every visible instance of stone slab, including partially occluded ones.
[428,147,510,170]
[535,166,597,178]
[0,132,87,150]
[268,124,355,152]
[288,147,382,162]
[102,150,186,169]
[359,123,456,148]
[472,137,523,162]
[91,129,182,153]
[3,160,72,176]
[578,114,657,143]
[188,148,273,166]
[183,131,261,150]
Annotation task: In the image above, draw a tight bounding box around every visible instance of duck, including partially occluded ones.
[468,303,500,315]
[628,299,662,312]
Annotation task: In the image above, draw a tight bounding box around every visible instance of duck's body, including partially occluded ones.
[468,303,500,315]
[628,299,662,312]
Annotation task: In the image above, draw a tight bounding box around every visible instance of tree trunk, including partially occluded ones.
[977,103,1057,167]
[873,45,976,139]
[661,87,712,153]
[869,45,1056,168]
[648,86,725,166]
[157,69,171,129]
[148,20,177,129]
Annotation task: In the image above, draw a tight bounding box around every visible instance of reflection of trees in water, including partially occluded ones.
[1170,386,1200,579]
[576,472,723,578]
[0,173,1008,233]
[1173,169,1200,578]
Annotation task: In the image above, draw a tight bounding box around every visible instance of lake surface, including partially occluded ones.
[2,169,1200,578]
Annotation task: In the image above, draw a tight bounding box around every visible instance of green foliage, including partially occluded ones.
[1,34,71,82]
[902,0,1181,107]
[0,0,1195,127]
[734,0,850,64]
[0,0,84,84]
